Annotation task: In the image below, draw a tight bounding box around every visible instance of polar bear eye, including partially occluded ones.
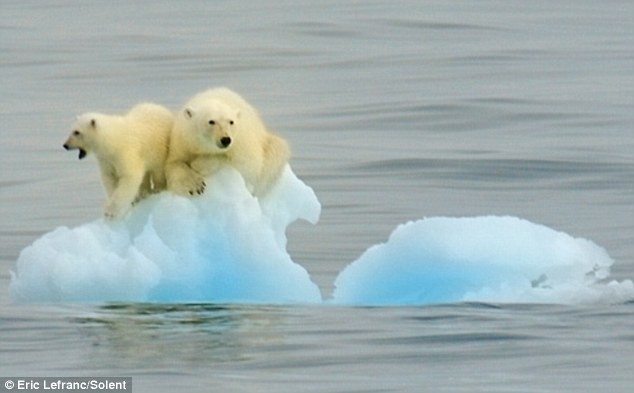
[73,130,81,136]
[229,120,234,125]
[209,120,215,125]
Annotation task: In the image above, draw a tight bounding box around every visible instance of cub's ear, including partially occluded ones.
[90,119,97,128]
[184,108,195,119]
[235,109,241,119]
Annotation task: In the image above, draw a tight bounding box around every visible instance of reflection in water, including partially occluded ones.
[72,304,286,368]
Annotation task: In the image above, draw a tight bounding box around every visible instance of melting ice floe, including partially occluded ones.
[9,168,634,305]
[9,166,322,303]
[332,216,634,305]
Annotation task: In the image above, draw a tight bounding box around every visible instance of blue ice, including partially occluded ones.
[9,168,634,305]
[331,216,634,305]
[10,166,322,303]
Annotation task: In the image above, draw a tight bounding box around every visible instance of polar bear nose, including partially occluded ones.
[220,136,232,148]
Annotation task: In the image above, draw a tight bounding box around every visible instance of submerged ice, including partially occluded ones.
[9,169,634,305]
[9,166,322,303]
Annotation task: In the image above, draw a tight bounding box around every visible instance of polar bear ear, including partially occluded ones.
[235,109,241,119]
[90,119,97,128]
[184,108,195,119]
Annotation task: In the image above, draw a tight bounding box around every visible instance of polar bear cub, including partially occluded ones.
[63,102,173,219]
[166,87,290,197]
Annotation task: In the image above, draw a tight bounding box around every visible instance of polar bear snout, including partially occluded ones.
[219,136,232,149]
[63,141,87,159]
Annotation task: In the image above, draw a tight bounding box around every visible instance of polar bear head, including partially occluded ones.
[63,113,103,159]
[182,100,241,153]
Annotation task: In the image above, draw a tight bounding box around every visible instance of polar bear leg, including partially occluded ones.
[99,165,117,197]
[255,134,290,196]
[135,172,153,203]
[150,167,167,193]
[104,170,144,219]
[166,161,206,196]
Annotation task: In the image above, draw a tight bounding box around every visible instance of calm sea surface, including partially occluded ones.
[1,1,633,392]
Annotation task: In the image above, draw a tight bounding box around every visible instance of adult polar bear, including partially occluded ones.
[166,87,290,197]
[63,103,173,219]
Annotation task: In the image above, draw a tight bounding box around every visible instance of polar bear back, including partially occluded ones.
[124,102,173,158]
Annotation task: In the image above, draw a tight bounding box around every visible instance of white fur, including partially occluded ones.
[166,87,290,197]
[63,103,174,219]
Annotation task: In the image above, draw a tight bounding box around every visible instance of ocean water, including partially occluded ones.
[1,0,634,392]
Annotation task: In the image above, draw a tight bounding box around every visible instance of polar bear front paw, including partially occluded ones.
[172,173,206,196]
[104,201,126,220]
[187,179,206,196]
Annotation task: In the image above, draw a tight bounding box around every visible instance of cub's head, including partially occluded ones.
[63,113,101,159]
[182,100,240,153]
